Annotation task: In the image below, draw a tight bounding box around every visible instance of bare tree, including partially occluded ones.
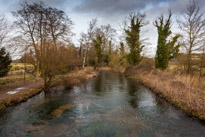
[100,24,116,52]
[12,1,73,73]
[46,7,73,48]
[79,19,117,67]
[0,14,10,48]
[79,32,89,68]
[199,44,205,77]
[177,0,205,73]
[12,1,74,91]
[79,19,97,68]
[12,2,44,74]
[0,14,12,77]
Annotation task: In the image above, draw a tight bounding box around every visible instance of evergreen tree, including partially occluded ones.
[0,47,11,77]
[93,34,103,64]
[154,11,180,70]
[108,40,112,63]
[124,12,147,65]
[119,42,128,67]
[119,42,125,57]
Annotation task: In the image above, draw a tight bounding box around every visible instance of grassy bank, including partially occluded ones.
[0,67,98,110]
[125,66,205,121]
[0,73,36,91]
[53,67,98,88]
[0,86,43,110]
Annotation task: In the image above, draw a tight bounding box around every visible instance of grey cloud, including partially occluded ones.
[0,0,76,13]
[143,0,205,22]
[74,0,171,16]
[28,0,72,8]
[170,0,205,14]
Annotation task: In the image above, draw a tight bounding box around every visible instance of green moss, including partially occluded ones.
[199,115,205,120]
[9,103,14,106]
[128,76,136,79]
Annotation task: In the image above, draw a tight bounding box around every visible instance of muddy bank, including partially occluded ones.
[0,67,98,111]
[125,66,205,121]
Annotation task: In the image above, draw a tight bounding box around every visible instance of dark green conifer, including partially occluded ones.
[93,34,103,64]
[0,47,11,77]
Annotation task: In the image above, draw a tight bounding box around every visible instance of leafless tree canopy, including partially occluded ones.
[177,0,205,73]
[11,1,75,90]
[0,14,10,48]
[79,18,116,67]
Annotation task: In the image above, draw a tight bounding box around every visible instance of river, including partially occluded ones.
[0,71,205,137]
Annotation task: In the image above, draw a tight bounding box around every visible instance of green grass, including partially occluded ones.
[10,63,34,71]
[0,63,35,86]
[0,73,34,86]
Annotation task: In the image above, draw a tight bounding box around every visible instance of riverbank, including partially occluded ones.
[125,66,205,121]
[53,67,98,88]
[0,67,98,110]
[109,67,125,73]
[0,74,39,93]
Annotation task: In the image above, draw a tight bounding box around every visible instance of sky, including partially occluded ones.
[0,0,205,57]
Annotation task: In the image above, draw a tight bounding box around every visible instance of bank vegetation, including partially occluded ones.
[0,67,97,110]
[125,65,205,120]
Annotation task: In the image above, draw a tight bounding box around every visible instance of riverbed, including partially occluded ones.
[0,71,204,137]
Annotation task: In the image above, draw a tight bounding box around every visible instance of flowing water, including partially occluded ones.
[0,71,205,137]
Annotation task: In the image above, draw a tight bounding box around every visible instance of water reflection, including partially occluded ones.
[0,71,205,137]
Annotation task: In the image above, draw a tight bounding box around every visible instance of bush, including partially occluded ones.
[139,57,154,68]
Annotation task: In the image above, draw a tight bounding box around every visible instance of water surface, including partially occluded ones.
[0,71,205,137]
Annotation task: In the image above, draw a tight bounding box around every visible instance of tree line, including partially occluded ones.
[0,0,205,90]
[79,1,205,72]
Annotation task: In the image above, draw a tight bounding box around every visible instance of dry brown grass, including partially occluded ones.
[110,66,126,73]
[0,73,35,86]
[125,66,205,121]
[0,78,41,94]
[53,67,98,89]
[0,86,43,110]
[97,67,111,71]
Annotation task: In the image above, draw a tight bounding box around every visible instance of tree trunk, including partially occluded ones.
[187,51,192,74]
[200,47,205,78]
[82,43,89,68]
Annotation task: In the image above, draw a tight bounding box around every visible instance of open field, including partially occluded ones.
[0,63,36,92]
[168,64,205,75]
[10,63,34,71]
[0,73,34,85]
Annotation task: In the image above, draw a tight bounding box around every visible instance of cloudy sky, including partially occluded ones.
[0,0,205,56]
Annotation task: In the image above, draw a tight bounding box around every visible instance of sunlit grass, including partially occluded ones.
[10,63,34,71]
[0,73,34,86]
